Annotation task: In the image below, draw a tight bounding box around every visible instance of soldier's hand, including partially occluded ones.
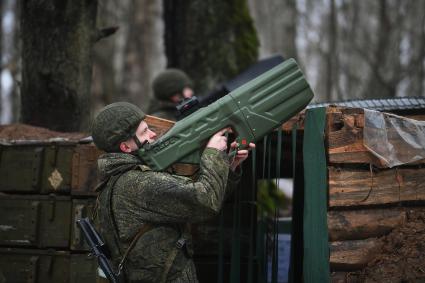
[206,128,231,151]
[229,141,255,171]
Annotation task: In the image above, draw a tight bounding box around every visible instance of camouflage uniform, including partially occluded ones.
[96,148,240,283]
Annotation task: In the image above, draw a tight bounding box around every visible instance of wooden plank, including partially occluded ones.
[0,248,97,283]
[326,107,383,166]
[329,166,425,207]
[71,144,102,195]
[70,198,96,251]
[328,209,406,241]
[331,272,362,283]
[330,238,382,271]
[326,107,425,166]
[145,114,175,137]
[0,195,71,248]
[281,110,306,132]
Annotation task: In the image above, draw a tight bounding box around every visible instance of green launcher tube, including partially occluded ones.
[138,58,314,171]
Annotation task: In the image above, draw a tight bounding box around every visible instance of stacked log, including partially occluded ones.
[326,107,425,282]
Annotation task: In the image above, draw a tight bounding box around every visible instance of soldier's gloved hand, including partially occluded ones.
[229,141,255,171]
[206,128,231,151]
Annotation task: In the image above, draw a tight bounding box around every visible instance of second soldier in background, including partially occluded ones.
[148,69,194,121]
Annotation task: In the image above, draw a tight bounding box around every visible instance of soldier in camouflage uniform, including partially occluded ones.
[148,69,194,121]
[91,102,254,283]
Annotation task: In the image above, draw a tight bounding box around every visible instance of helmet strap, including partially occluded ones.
[133,135,148,149]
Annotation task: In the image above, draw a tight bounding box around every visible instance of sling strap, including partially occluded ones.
[117,223,154,276]
[159,223,191,283]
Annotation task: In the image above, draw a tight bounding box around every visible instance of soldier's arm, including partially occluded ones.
[118,147,231,223]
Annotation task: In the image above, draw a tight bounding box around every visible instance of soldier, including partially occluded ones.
[148,69,194,120]
[91,102,254,283]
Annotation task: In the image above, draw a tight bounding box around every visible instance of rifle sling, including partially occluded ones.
[102,173,153,277]
[118,223,154,274]
[159,223,190,283]
[118,223,189,283]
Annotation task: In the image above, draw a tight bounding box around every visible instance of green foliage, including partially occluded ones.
[163,0,259,94]
[257,180,290,218]
[228,0,259,75]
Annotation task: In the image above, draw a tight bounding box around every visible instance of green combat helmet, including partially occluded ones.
[92,102,145,152]
[153,69,193,100]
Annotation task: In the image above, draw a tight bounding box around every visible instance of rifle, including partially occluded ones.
[77,218,119,283]
[138,58,313,171]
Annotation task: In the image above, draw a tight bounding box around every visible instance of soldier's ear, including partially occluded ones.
[119,142,132,153]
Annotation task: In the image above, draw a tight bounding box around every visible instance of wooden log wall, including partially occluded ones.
[325,106,425,282]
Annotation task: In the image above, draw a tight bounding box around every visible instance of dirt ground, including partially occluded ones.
[351,208,425,283]
[0,123,88,141]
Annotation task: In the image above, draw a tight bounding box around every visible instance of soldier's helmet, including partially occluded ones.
[92,102,145,152]
[152,69,193,100]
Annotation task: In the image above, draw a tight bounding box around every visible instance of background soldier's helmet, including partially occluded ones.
[92,102,145,152]
[152,69,193,100]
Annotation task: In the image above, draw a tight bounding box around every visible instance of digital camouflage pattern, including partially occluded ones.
[95,148,240,283]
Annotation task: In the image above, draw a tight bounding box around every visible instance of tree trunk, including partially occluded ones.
[247,0,298,60]
[163,0,259,95]
[120,0,165,111]
[326,0,337,101]
[21,0,97,132]
[1,0,19,124]
[0,1,3,120]
[363,0,395,99]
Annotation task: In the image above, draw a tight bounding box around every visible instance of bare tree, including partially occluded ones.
[0,1,3,121]
[403,1,425,97]
[91,0,165,113]
[325,0,337,101]
[295,0,425,102]
[120,0,165,111]
[1,0,19,124]
[91,0,125,112]
[248,0,298,60]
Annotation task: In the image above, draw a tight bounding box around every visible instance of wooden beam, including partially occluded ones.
[329,166,425,207]
[281,110,306,132]
[330,238,382,271]
[328,209,406,241]
[330,271,362,283]
[144,115,174,138]
[326,107,425,167]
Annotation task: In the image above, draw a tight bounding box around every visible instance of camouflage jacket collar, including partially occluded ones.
[97,152,142,181]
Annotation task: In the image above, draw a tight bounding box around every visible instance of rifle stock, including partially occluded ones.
[139,58,313,171]
[77,218,119,283]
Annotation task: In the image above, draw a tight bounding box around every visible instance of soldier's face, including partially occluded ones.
[182,87,194,98]
[169,87,194,103]
[120,121,157,153]
[135,121,157,145]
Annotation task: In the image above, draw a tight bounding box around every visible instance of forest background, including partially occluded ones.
[0,0,424,132]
